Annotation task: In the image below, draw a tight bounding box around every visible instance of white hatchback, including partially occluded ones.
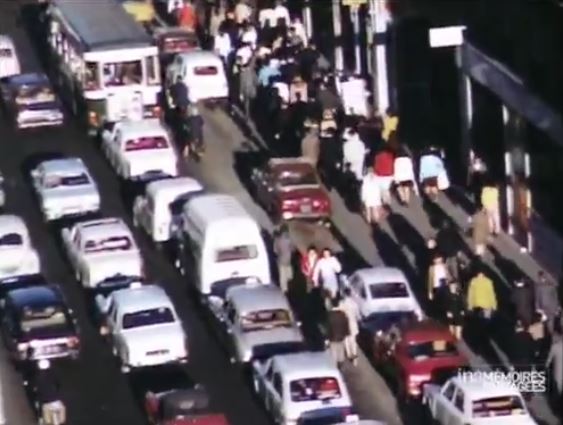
[0,215,40,283]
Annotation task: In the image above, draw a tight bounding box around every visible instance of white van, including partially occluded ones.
[165,51,228,104]
[176,194,270,295]
[0,35,21,79]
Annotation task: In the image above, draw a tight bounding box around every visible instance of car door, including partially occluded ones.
[349,275,366,316]
[269,373,285,423]
[448,388,466,425]
[106,300,122,355]
[139,193,153,236]
[105,129,121,170]
[67,228,81,270]
[435,381,457,423]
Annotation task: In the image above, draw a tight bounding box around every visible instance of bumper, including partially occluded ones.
[122,355,188,372]
[129,171,173,182]
[46,207,100,222]
[281,211,330,221]
[17,117,63,129]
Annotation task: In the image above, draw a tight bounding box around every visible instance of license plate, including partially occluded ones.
[301,204,312,213]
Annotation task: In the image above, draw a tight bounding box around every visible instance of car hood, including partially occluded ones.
[0,246,35,273]
[42,186,99,205]
[83,251,142,286]
[240,326,303,349]
[278,186,327,201]
[123,323,184,350]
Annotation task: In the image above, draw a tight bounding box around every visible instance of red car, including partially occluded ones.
[251,158,331,223]
[370,320,467,401]
[153,27,200,66]
[129,365,230,425]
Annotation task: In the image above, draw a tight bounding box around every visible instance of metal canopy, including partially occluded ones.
[457,42,563,146]
[52,0,152,51]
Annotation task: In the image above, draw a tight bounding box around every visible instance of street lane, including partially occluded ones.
[0,2,272,425]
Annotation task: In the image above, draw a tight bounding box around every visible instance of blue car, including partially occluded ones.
[0,72,63,129]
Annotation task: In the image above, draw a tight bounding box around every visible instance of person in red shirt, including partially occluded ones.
[373,146,395,205]
[177,0,196,31]
[300,245,319,292]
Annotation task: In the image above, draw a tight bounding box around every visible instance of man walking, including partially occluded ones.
[273,224,294,294]
[340,287,360,365]
[327,297,349,367]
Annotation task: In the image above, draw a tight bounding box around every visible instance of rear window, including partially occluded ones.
[0,232,23,246]
[193,66,218,76]
[84,236,132,253]
[290,377,342,402]
[215,245,258,262]
[241,309,291,332]
[19,305,70,335]
[472,396,526,418]
[369,282,409,299]
[0,48,12,57]
[122,307,175,329]
[406,340,458,361]
[125,137,169,152]
[44,173,90,188]
[163,37,198,53]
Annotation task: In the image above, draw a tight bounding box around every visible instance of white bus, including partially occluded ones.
[46,0,161,135]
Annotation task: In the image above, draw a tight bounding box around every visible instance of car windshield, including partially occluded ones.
[0,232,23,246]
[215,245,258,262]
[472,396,526,418]
[84,236,132,253]
[290,377,342,402]
[103,61,142,86]
[162,36,198,54]
[19,304,70,335]
[241,309,291,332]
[15,83,55,105]
[277,168,317,187]
[125,136,169,152]
[43,173,90,188]
[369,282,409,299]
[0,48,12,57]
[406,340,458,361]
[122,307,175,329]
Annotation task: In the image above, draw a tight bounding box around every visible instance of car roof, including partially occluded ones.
[273,351,339,380]
[353,267,408,284]
[184,193,251,226]
[117,118,169,138]
[0,214,27,233]
[401,320,455,343]
[5,72,49,86]
[449,376,523,399]
[75,217,132,240]
[112,285,173,313]
[176,50,222,65]
[146,177,203,199]
[7,285,63,308]
[39,158,88,176]
[227,284,288,314]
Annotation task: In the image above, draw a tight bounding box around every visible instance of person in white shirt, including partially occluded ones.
[240,22,258,49]
[361,170,382,225]
[258,7,275,28]
[235,42,253,68]
[273,0,290,27]
[342,127,366,181]
[340,287,360,365]
[234,0,252,25]
[213,28,232,62]
[393,148,417,205]
[312,248,342,301]
[291,17,308,47]
[167,0,182,15]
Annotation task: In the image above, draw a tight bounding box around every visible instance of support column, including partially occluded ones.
[456,47,473,185]
[350,4,361,74]
[332,0,344,72]
[370,0,390,112]
[503,106,514,236]
[302,0,313,42]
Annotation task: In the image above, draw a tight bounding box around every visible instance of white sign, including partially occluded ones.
[458,370,547,393]
[340,78,369,117]
[429,25,466,48]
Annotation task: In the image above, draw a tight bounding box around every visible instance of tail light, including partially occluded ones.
[67,336,79,348]
[89,111,98,127]
[282,199,297,210]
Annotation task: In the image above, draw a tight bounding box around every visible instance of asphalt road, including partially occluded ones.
[0,2,272,424]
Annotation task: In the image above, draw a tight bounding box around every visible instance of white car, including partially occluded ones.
[132,176,203,243]
[61,217,144,289]
[346,267,424,320]
[252,351,357,425]
[101,118,178,181]
[216,284,304,364]
[423,375,537,425]
[96,284,188,373]
[0,215,40,283]
[30,157,100,221]
[0,35,21,79]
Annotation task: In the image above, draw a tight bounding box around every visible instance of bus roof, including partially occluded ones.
[51,0,152,51]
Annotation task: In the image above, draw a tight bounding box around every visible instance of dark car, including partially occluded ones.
[129,365,230,425]
[0,73,63,129]
[1,285,80,363]
[153,27,200,68]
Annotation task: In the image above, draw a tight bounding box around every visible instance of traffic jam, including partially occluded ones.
[0,1,552,425]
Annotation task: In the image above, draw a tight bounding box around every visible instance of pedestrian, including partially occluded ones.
[273,224,294,294]
[427,253,449,307]
[528,311,547,364]
[534,271,561,334]
[419,147,448,198]
[209,5,225,38]
[360,169,383,225]
[471,207,490,257]
[393,146,417,205]
[442,280,465,339]
[312,248,342,302]
[511,279,535,327]
[512,319,534,373]
[545,332,563,396]
[436,220,460,280]
[468,151,487,207]
[273,0,290,29]
[373,146,395,205]
[240,21,258,49]
[300,119,320,167]
[381,107,398,143]
[466,268,498,320]
[480,178,500,236]
[234,0,252,25]
[340,287,360,365]
[300,245,318,292]
[214,25,232,64]
[342,127,367,181]
[327,297,350,366]
[177,0,197,31]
